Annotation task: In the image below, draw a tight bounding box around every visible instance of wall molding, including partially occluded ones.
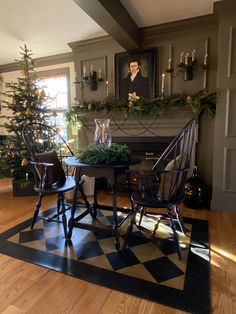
[140,14,218,40]
[223,147,236,192]
[214,0,236,17]
[0,52,74,73]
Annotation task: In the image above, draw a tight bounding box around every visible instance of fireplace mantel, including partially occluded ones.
[78,108,195,147]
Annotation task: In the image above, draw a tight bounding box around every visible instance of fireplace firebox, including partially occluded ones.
[110,136,175,192]
[113,136,174,168]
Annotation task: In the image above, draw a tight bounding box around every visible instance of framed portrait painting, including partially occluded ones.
[115,48,157,101]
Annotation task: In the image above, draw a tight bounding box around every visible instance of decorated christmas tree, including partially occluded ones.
[0,45,50,182]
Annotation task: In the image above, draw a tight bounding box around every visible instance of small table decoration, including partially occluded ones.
[76,143,131,165]
[94,118,112,146]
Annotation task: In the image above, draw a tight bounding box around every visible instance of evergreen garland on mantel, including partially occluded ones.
[66,89,216,124]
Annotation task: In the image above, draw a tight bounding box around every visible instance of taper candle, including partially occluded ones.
[98,68,102,79]
[192,50,196,62]
[161,73,165,94]
[83,66,86,78]
[106,81,109,98]
[185,53,189,65]
[204,53,208,66]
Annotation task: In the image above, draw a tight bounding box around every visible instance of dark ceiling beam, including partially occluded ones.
[73,0,141,51]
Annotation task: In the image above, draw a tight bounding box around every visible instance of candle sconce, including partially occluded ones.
[166,52,197,81]
[164,42,209,95]
[165,50,209,82]
[75,67,104,91]
[177,58,197,81]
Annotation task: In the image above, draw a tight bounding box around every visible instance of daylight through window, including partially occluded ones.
[37,69,70,139]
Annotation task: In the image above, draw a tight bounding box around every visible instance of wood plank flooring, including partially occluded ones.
[0,177,236,313]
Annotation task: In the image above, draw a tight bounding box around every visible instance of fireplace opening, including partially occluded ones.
[97,136,175,193]
[113,136,174,168]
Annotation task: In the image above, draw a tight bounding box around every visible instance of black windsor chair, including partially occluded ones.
[124,116,198,260]
[22,122,78,237]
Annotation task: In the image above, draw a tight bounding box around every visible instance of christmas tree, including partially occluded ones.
[0,45,50,181]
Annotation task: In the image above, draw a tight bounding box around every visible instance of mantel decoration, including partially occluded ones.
[66,89,216,125]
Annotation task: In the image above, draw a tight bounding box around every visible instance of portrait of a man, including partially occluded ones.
[115,49,157,101]
[122,58,149,100]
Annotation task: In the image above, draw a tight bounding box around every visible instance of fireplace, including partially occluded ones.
[80,111,196,191]
[113,136,174,169]
[110,136,175,192]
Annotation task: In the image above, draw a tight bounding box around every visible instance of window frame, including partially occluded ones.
[36,67,71,113]
[36,67,71,139]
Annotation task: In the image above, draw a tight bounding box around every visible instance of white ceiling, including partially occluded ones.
[0,0,220,66]
[121,0,220,27]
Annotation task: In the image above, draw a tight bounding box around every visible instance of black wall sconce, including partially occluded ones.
[162,42,209,95]
[75,65,104,91]
[166,50,197,81]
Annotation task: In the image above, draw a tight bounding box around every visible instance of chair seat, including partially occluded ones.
[131,190,172,208]
[34,175,75,194]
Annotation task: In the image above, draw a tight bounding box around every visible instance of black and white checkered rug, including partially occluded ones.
[0,207,210,313]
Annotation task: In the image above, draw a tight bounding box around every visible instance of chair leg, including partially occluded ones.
[167,206,182,260]
[174,205,185,234]
[123,204,139,249]
[138,206,145,225]
[56,193,61,216]
[78,185,94,217]
[60,193,67,237]
[151,216,161,237]
[31,193,43,229]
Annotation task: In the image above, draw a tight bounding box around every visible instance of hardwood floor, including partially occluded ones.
[0,177,236,313]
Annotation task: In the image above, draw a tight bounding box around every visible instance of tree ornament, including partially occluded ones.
[88,103,93,111]
[21,69,28,76]
[39,88,46,97]
[21,158,29,166]
[25,108,32,115]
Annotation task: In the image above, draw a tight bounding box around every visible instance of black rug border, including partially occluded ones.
[0,208,210,314]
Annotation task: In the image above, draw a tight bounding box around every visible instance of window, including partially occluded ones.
[37,68,70,140]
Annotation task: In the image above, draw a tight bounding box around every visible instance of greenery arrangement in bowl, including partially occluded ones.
[76,143,131,165]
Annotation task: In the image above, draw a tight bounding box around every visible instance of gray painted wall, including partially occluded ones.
[69,20,218,189]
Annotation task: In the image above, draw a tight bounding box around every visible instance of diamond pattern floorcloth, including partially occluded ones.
[0,207,210,313]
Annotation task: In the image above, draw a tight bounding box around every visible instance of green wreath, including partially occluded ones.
[76,143,131,165]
